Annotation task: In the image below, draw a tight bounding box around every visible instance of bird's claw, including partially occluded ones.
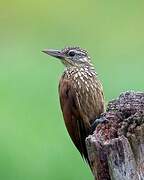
[90,117,108,134]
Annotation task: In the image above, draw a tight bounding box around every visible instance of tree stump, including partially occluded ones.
[86,91,144,180]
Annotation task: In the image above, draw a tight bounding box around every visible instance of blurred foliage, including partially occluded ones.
[0,0,144,179]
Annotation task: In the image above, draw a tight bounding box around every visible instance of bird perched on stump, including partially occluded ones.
[42,46,105,166]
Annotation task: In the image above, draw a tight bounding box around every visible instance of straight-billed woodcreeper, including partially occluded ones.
[42,46,105,166]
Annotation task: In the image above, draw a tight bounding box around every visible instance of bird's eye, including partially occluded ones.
[68,51,75,57]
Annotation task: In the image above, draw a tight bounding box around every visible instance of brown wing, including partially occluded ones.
[59,78,90,163]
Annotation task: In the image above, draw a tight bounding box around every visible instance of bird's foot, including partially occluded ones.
[90,117,108,134]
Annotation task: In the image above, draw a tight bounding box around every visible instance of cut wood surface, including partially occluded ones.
[86,91,144,180]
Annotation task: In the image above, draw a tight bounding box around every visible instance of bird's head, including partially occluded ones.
[42,46,91,67]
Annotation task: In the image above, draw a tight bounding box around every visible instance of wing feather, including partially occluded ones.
[59,78,90,163]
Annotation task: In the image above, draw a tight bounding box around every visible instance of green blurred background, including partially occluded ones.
[0,0,144,180]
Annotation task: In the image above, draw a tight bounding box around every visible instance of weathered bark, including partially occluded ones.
[86,91,144,180]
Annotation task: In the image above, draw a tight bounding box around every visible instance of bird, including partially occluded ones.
[42,46,105,167]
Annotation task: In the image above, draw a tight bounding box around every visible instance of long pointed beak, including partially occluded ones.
[42,49,64,59]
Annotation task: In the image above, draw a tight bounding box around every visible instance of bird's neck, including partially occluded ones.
[63,63,97,79]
